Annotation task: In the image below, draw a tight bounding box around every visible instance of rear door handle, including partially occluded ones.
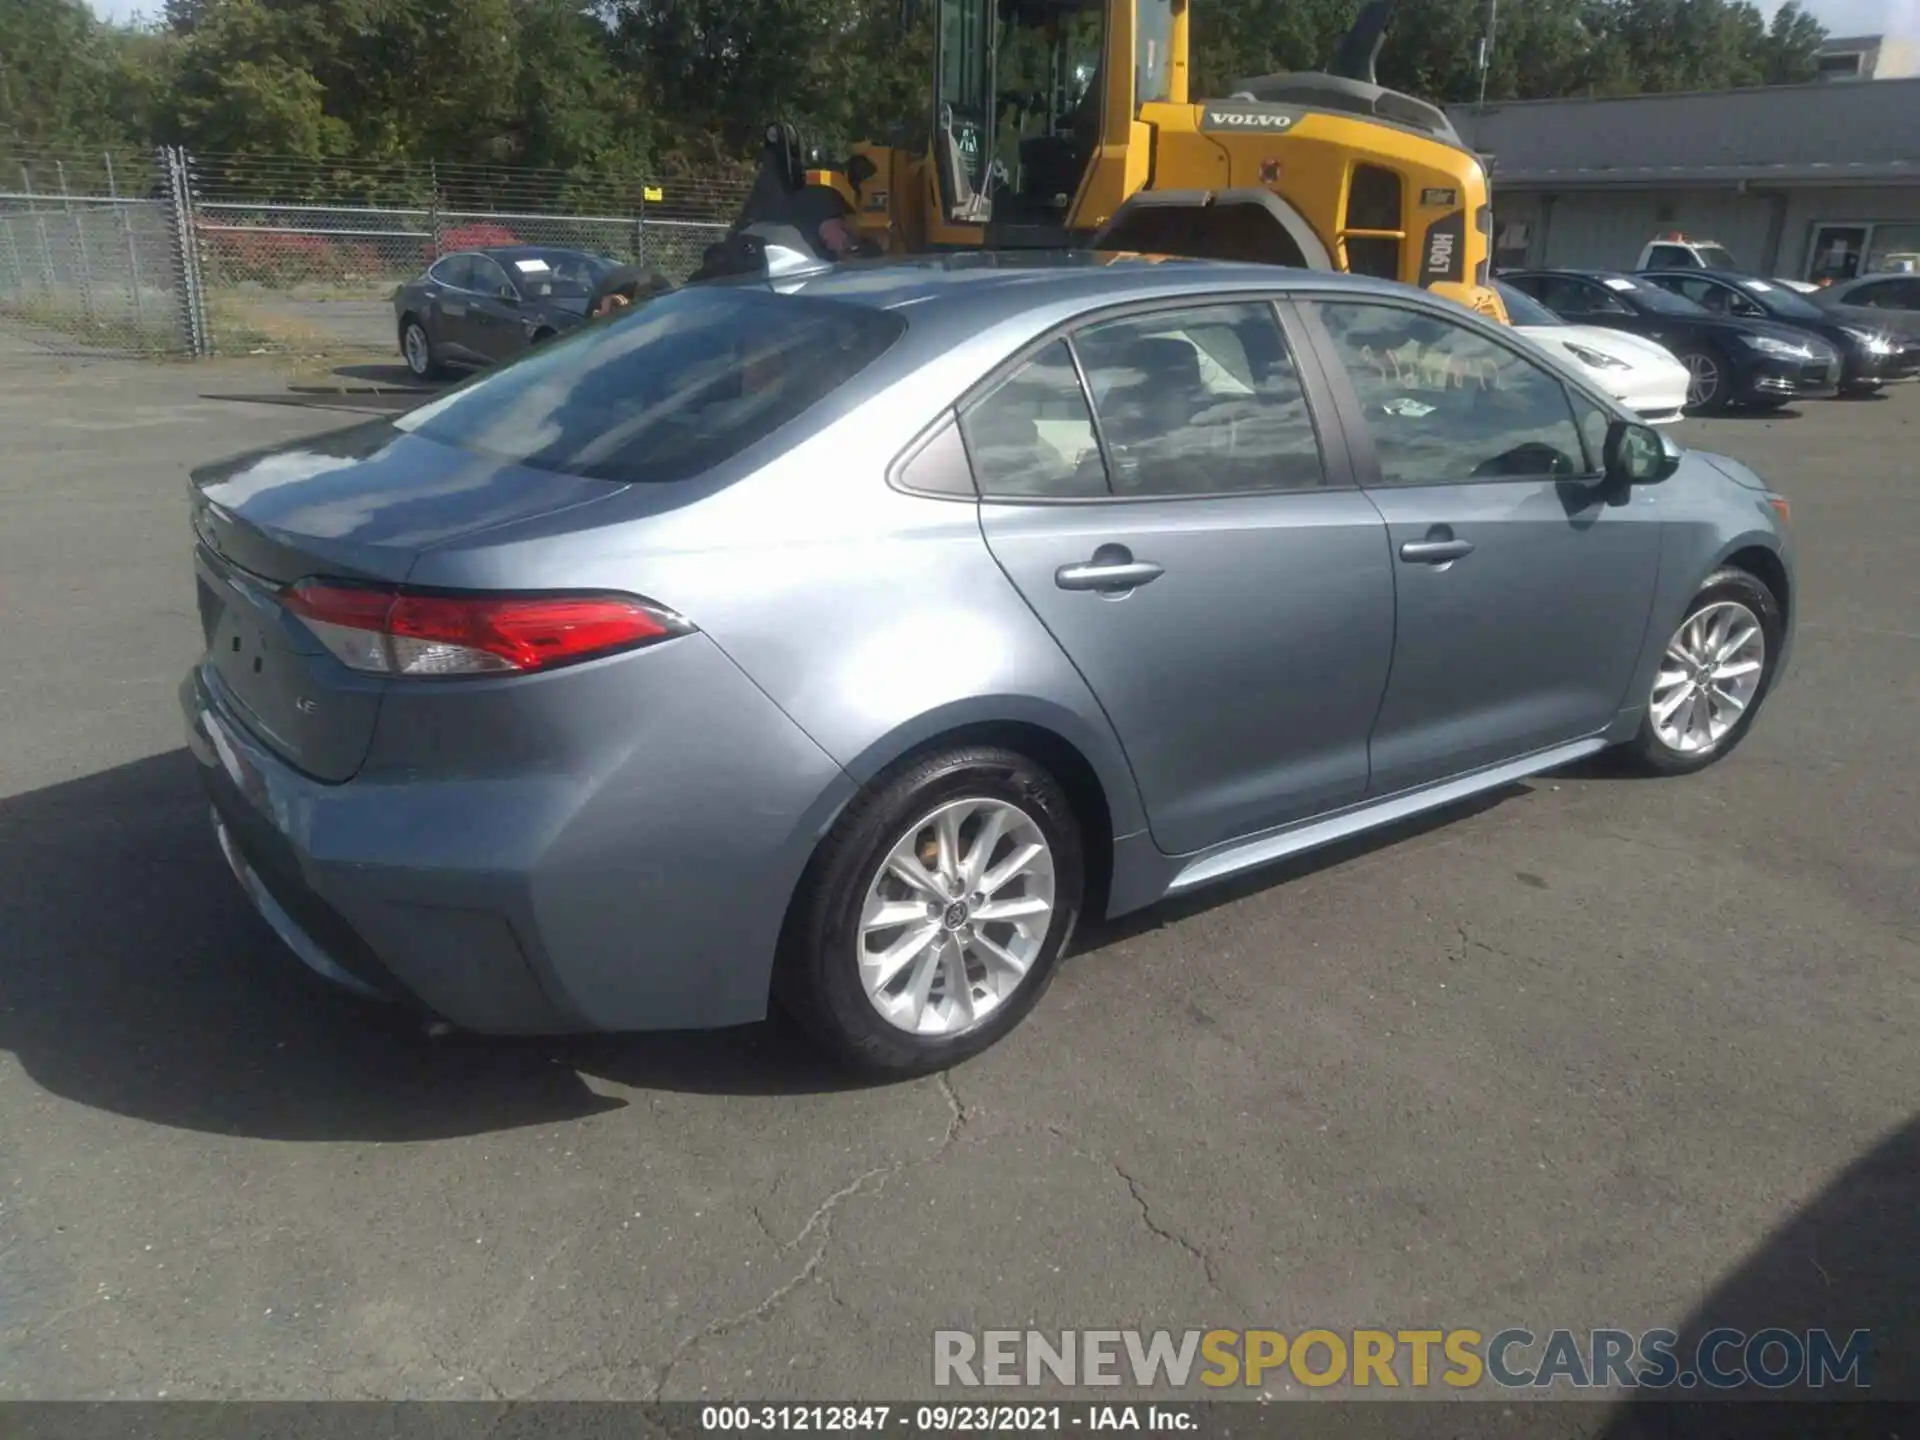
[1055,549,1165,593]
[1399,538,1475,564]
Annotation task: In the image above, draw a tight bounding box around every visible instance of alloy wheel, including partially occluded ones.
[1683,352,1722,408]
[855,797,1056,1038]
[403,323,430,377]
[1650,600,1767,754]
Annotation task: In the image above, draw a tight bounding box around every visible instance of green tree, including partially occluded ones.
[0,0,153,148]
[1760,1,1824,84]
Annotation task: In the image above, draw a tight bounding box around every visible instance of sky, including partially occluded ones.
[81,0,1920,37]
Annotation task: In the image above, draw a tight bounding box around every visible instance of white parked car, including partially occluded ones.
[1496,281,1691,425]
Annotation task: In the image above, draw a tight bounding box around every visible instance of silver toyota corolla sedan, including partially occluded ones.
[181,254,1795,1074]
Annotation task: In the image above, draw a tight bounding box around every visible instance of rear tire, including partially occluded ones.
[400,317,445,380]
[777,746,1085,1076]
[1619,567,1782,776]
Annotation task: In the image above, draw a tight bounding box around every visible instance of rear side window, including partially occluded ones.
[1073,303,1326,495]
[960,340,1107,499]
[430,254,474,288]
[396,288,906,484]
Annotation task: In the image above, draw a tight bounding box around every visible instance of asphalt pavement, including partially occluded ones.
[1,332,1914,1406]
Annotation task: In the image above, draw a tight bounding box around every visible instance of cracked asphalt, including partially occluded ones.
[1,332,1915,1402]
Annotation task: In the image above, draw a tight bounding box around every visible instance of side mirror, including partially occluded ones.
[1603,418,1678,485]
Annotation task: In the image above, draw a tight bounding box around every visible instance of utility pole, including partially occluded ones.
[1476,0,1499,108]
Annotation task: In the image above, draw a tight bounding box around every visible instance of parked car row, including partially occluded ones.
[1498,267,1920,416]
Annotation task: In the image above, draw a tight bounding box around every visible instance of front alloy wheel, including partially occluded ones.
[1650,600,1766,755]
[1622,566,1781,775]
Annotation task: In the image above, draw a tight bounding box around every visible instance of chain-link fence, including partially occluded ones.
[0,146,199,355]
[0,143,748,359]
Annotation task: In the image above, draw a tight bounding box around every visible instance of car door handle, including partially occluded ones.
[1055,555,1164,593]
[1399,538,1475,564]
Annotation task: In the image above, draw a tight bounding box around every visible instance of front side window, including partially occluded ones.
[1649,275,1757,317]
[397,288,906,485]
[1312,300,1586,485]
[959,339,1107,499]
[1072,302,1326,496]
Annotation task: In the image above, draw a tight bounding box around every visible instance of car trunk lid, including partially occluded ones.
[189,420,626,781]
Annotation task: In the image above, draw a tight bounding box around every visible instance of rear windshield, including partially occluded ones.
[1735,278,1826,321]
[396,287,907,483]
[506,249,615,300]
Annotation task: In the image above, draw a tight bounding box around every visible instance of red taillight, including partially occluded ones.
[282,581,687,677]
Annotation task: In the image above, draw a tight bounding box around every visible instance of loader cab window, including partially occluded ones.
[936,0,994,200]
[1136,0,1174,104]
[992,0,1107,227]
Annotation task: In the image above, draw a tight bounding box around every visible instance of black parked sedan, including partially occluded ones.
[392,246,619,380]
[1639,268,1920,395]
[1501,269,1842,414]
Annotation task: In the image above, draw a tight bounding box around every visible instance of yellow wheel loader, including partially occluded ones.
[696,0,1507,322]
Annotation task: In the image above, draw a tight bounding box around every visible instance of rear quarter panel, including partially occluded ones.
[404,325,1153,839]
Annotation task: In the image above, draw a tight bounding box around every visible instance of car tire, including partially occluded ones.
[1841,380,1882,398]
[1619,566,1783,777]
[777,745,1085,1076]
[1677,348,1730,414]
[400,316,446,381]
[530,327,557,347]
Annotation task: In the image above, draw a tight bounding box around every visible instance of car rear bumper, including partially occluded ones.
[180,636,856,1035]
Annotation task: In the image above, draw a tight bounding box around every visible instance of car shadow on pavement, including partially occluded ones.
[1596,1111,1918,1429]
[0,753,1613,1142]
[0,750,864,1145]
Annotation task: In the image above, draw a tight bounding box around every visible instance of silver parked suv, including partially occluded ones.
[181,254,1795,1074]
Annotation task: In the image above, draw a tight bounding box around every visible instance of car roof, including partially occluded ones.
[1641,267,1773,285]
[473,245,604,262]
[1505,267,1643,282]
[754,250,1433,342]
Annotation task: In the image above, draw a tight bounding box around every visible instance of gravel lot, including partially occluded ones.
[1,329,1914,1407]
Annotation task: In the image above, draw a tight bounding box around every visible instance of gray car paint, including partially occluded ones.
[182,256,1796,1034]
